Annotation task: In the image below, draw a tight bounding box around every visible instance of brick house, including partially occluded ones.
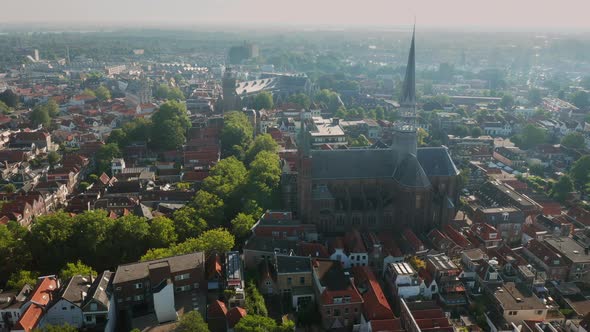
[312,259,363,330]
[112,252,205,324]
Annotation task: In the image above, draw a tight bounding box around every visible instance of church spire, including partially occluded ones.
[400,25,416,119]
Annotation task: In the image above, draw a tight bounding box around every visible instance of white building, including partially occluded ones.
[384,262,421,299]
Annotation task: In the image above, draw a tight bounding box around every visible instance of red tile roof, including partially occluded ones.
[14,276,58,332]
[352,266,395,321]
[403,228,424,251]
[226,307,247,328]
[207,300,228,318]
[370,319,404,332]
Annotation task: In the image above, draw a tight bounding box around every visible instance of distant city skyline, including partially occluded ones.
[2,0,590,31]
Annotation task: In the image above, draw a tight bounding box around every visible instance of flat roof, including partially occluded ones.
[493,282,545,311]
[545,237,590,263]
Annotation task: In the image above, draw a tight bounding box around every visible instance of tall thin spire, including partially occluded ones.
[399,25,416,123]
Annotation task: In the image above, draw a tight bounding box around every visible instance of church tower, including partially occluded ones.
[392,26,418,163]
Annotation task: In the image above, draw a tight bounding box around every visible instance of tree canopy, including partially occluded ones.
[552,175,574,203]
[174,311,209,332]
[561,132,586,149]
[95,85,111,101]
[253,91,274,110]
[60,260,96,280]
[221,111,254,158]
[571,155,590,184]
[151,100,190,150]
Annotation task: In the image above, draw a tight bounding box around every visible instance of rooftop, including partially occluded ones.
[276,255,311,274]
[493,282,546,311]
[113,252,204,284]
[544,237,590,263]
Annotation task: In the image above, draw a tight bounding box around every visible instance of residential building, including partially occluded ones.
[490,282,547,324]
[312,259,363,330]
[384,262,421,300]
[544,237,590,283]
[112,252,205,324]
[399,299,453,332]
[12,276,59,332]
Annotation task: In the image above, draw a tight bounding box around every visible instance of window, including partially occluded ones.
[86,315,93,322]
[134,283,143,289]
[174,273,190,281]
[62,307,67,311]
[134,295,144,301]
[300,277,305,285]
[416,195,423,209]
[333,309,341,317]
[70,305,75,310]
[345,308,349,314]
[536,310,543,315]
[287,277,292,285]
[90,303,97,311]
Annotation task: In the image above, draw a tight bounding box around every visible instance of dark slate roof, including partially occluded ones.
[393,154,431,188]
[309,145,458,183]
[60,275,92,306]
[310,149,394,180]
[276,255,311,274]
[83,271,113,311]
[416,147,459,177]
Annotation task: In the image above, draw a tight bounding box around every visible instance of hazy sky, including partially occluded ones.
[2,0,590,30]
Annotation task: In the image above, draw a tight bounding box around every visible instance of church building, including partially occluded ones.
[296,29,460,234]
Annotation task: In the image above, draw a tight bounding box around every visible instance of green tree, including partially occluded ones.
[43,100,60,117]
[0,222,30,282]
[253,91,274,110]
[94,85,111,101]
[315,89,342,114]
[82,88,96,99]
[0,100,11,114]
[519,124,546,149]
[471,127,483,137]
[287,93,311,109]
[101,215,150,267]
[172,206,208,241]
[453,125,469,137]
[221,111,254,158]
[231,213,256,238]
[570,91,589,109]
[193,190,225,227]
[95,143,121,175]
[203,157,248,201]
[571,155,590,184]
[417,128,429,146]
[500,94,515,110]
[32,323,78,332]
[2,183,16,193]
[7,270,39,290]
[528,88,542,106]
[234,315,276,332]
[247,151,281,207]
[552,175,574,203]
[142,228,235,260]
[174,311,209,332]
[245,281,268,316]
[148,216,178,248]
[30,105,51,128]
[69,210,112,270]
[29,212,76,272]
[561,132,586,149]
[60,260,96,280]
[0,89,19,108]
[151,101,190,150]
[155,84,170,99]
[47,151,61,168]
[245,134,279,164]
[168,86,186,101]
[529,164,545,177]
